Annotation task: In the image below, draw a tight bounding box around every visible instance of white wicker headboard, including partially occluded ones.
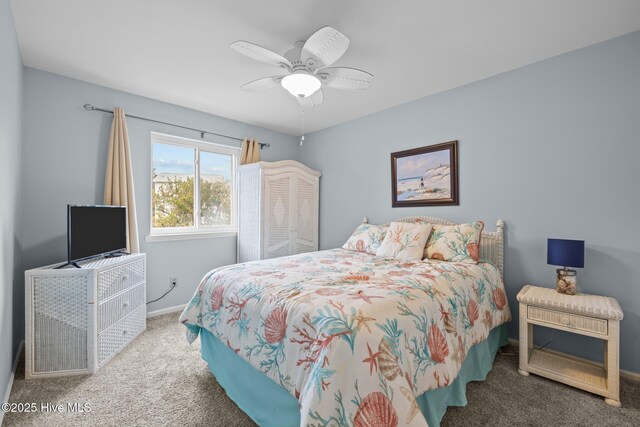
[367,216,505,277]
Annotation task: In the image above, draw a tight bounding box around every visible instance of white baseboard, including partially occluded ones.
[507,338,639,382]
[146,304,186,318]
[1,340,24,425]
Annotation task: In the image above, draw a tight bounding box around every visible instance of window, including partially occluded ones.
[150,132,238,237]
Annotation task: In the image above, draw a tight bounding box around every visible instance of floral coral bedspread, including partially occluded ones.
[180,249,511,427]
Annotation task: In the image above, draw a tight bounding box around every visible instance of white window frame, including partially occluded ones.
[148,132,239,240]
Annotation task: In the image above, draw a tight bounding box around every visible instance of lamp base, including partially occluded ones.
[556,269,577,295]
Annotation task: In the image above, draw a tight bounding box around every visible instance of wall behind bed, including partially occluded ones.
[299,31,640,374]
[20,68,300,318]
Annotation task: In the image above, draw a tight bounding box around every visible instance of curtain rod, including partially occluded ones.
[83,104,270,149]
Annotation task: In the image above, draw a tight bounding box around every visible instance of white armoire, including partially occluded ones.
[238,160,321,262]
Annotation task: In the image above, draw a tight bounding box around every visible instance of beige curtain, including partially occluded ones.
[240,138,261,165]
[104,107,139,253]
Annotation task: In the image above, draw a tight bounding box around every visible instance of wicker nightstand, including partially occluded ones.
[517,285,623,407]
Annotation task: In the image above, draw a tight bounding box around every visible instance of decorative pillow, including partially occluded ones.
[342,223,388,255]
[375,222,433,261]
[426,221,484,263]
[411,219,435,259]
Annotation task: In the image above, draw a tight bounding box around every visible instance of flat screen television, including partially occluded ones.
[66,205,127,265]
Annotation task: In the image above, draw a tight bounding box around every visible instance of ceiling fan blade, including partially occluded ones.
[318,67,373,90]
[301,27,350,70]
[230,41,292,70]
[297,89,324,107]
[240,76,285,92]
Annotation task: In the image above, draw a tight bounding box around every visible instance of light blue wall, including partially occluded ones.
[21,68,300,318]
[300,31,640,373]
[0,0,23,406]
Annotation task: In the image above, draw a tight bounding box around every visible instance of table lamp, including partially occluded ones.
[547,238,585,295]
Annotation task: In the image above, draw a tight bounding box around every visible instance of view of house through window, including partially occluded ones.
[151,133,237,234]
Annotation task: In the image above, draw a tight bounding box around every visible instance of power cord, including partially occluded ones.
[501,335,554,357]
[146,282,177,305]
[537,338,553,352]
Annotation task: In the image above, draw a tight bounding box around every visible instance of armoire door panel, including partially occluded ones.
[264,174,292,259]
[293,174,318,254]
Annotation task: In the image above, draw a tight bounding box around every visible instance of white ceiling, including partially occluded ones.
[10,0,640,135]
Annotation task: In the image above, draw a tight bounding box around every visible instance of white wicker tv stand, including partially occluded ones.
[25,253,146,379]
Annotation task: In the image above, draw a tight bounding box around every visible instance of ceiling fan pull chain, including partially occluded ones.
[300,108,305,146]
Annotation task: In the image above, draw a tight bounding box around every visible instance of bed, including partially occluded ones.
[180,216,511,427]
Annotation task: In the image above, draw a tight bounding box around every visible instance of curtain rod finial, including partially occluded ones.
[83,104,94,111]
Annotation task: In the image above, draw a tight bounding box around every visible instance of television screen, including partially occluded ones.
[68,205,127,262]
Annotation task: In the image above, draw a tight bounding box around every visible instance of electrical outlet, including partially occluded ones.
[170,277,178,287]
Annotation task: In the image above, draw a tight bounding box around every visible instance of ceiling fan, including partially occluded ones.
[231,26,373,107]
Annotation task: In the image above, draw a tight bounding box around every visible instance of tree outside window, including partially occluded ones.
[151,133,237,234]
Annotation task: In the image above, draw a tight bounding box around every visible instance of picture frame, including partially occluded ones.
[391,140,459,207]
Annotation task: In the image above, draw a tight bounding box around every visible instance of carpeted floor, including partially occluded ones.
[3,313,639,426]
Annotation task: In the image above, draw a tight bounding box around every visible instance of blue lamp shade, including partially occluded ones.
[547,238,585,268]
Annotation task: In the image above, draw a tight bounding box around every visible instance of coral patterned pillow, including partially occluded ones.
[342,223,388,255]
[375,222,433,261]
[411,219,436,259]
[426,221,484,263]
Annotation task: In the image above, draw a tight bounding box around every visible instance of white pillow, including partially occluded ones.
[376,222,433,261]
[342,223,388,255]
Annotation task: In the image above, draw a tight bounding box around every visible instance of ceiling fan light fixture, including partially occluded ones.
[281,73,321,98]
[232,27,371,107]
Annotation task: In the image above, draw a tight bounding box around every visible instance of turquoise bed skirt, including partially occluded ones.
[200,325,508,427]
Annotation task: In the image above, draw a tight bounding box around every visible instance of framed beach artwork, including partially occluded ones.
[391,141,459,207]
